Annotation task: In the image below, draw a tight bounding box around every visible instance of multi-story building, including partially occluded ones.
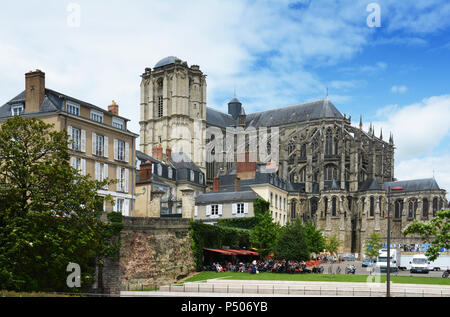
[0,70,139,215]
[138,57,448,256]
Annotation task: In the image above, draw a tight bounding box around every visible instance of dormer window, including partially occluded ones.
[91,110,104,123]
[190,170,195,182]
[67,102,80,116]
[11,104,23,116]
[168,167,173,179]
[113,117,124,130]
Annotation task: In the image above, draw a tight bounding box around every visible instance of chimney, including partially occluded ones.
[139,160,153,182]
[25,70,46,114]
[234,177,240,192]
[237,151,257,180]
[108,100,119,116]
[152,144,163,160]
[213,176,220,192]
[165,147,172,163]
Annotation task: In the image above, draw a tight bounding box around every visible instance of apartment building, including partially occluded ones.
[0,70,138,215]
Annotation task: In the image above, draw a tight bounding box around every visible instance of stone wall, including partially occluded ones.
[101,217,194,295]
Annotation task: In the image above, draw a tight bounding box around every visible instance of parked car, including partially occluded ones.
[362,258,375,267]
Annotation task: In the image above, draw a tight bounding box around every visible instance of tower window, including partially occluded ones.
[158,96,163,118]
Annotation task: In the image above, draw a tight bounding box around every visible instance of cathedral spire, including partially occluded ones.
[389,132,394,145]
[380,128,383,140]
[359,115,363,129]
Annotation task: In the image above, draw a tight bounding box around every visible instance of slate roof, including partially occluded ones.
[170,152,203,173]
[246,98,344,128]
[383,178,441,192]
[359,178,382,192]
[154,56,182,68]
[206,107,236,128]
[196,190,259,204]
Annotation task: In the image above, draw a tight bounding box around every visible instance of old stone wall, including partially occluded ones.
[101,217,194,294]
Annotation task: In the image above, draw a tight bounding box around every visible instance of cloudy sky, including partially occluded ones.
[1,0,449,197]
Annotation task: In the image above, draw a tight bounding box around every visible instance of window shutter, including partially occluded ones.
[218,205,223,216]
[232,204,237,215]
[124,199,129,216]
[125,142,130,162]
[68,126,73,149]
[194,206,198,217]
[206,205,211,216]
[81,130,86,152]
[244,203,249,214]
[95,162,100,181]
[71,157,76,169]
[92,133,97,155]
[116,168,122,192]
[104,136,109,158]
[124,169,129,193]
[114,139,118,160]
[113,197,118,212]
[81,159,86,176]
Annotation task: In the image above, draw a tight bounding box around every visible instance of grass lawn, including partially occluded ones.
[183,272,450,286]
[0,290,80,297]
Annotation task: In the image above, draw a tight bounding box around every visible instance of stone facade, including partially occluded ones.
[100,217,194,294]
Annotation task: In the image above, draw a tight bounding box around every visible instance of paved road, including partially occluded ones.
[321,260,445,277]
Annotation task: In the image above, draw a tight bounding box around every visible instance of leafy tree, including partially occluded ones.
[274,218,310,261]
[250,199,281,257]
[403,209,450,261]
[304,222,325,255]
[0,116,119,292]
[365,232,382,259]
[324,234,342,258]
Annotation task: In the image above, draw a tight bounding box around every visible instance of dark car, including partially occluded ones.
[362,258,375,267]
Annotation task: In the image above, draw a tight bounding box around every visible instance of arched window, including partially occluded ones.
[300,144,306,159]
[379,197,383,218]
[325,130,333,156]
[299,168,306,182]
[423,198,429,218]
[324,197,328,217]
[408,201,414,218]
[370,197,374,217]
[324,164,338,181]
[334,138,339,155]
[291,200,296,219]
[433,197,438,216]
[394,200,403,219]
[332,197,337,216]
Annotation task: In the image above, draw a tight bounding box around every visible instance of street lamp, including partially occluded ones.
[386,185,403,297]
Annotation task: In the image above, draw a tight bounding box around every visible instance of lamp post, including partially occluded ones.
[386,185,403,297]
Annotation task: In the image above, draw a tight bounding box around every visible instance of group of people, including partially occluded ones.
[205,258,326,274]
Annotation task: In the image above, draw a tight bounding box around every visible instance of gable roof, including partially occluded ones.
[383,178,441,192]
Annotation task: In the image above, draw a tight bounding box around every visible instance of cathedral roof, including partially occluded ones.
[359,178,382,192]
[206,107,236,128]
[154,56,182,68]
[383,178,441,192]
[245,98,344,128]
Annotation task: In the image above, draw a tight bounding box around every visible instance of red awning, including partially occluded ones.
[204,248,258,256]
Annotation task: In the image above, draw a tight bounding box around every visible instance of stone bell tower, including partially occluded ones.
[139,56,207,171]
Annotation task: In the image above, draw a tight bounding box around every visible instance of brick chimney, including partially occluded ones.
[237,151,257,180]
[108,100,119,116]
[165,147,172,163]
[234,176,241,192]
[152,144,163,160]
[213,176,220,192]
[139,161,153,182]
[25,70,46,114]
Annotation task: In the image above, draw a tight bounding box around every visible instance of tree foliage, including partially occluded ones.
[403,209,450,261]
[274,218,310,261]
[0,116,121,292]
[304,222,325,255]
[249,198,281,257]
[324,234,342,257]
[365,232,382,259]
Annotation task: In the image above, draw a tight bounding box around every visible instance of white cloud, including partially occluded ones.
[391,85,408,93]
[372,95,450,160]
[396,155,450,200]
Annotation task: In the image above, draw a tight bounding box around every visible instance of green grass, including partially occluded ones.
[183,272,450,285]
[0,290,79,297]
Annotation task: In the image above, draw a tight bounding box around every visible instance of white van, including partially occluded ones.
[410,254,430,273]
[375,249,399,273]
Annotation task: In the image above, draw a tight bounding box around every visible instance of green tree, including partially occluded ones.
[304,222,325,255]
[324,234,342,258]
[0,116,119,292]
[403,209,450,261]
[274,218,310,261]
[250,199,280,257]
[365,232,382,259]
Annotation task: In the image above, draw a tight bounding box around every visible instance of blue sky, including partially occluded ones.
[0,0,449,197]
